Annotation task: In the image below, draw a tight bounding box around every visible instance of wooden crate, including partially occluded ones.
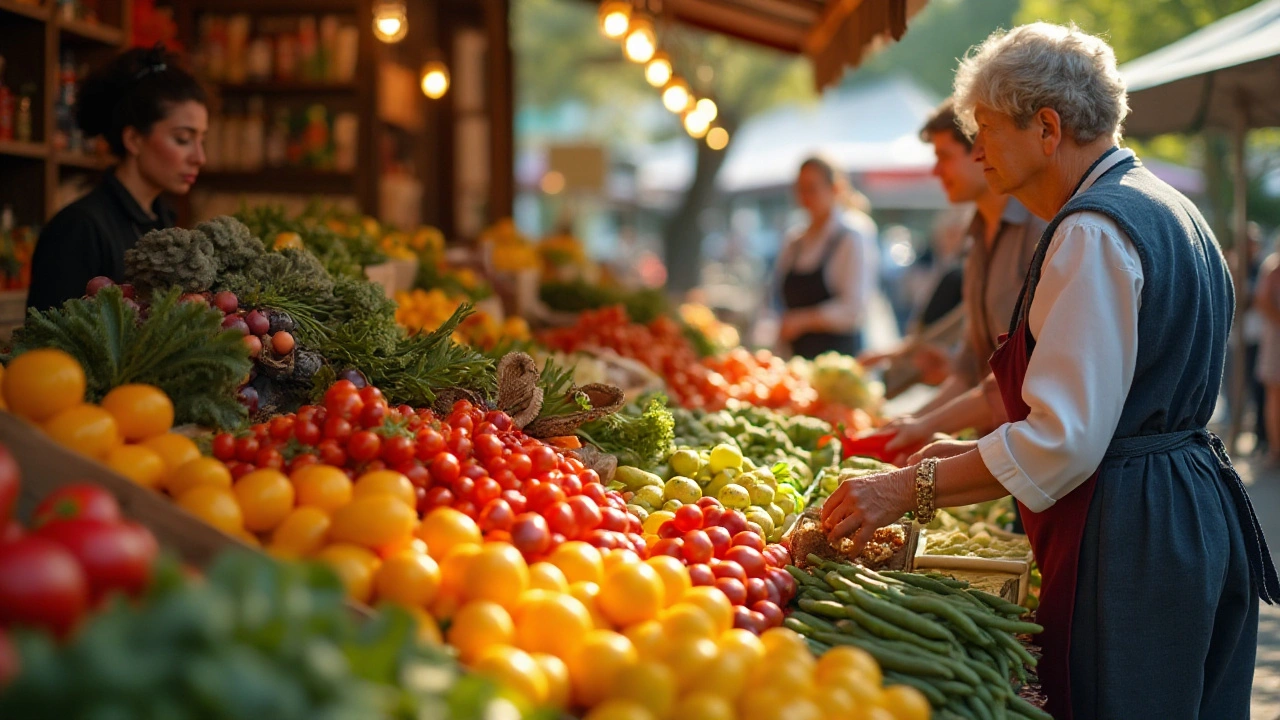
[2,411,251,568]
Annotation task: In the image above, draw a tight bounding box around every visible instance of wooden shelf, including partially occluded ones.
[56,152,112,170]
[190,0,354,13]
[197,168,355,196]
[0,140,48,160]
[0,0,48,22]
[214,81,358,95]
[58,17,125,46]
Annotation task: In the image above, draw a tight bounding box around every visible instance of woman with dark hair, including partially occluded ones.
[27,45,207,311]
[774,156,879,359]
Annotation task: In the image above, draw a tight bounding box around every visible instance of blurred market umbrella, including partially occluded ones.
[1120,0,1280,448]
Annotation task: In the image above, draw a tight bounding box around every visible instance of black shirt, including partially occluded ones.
[27,170,175,311]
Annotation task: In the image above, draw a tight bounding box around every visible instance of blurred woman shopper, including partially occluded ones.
[1254,247,1280,465]
[775,156,879,359]
[822,23,1278,719]
[27,45,207,311]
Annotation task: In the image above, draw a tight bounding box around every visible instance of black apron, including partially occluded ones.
[781,226,862,359]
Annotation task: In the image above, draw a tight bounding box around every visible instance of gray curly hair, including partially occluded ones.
[953,22,1129,144]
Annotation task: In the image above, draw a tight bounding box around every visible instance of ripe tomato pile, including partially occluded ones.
[702,348,818,412]
[539,307,730,410]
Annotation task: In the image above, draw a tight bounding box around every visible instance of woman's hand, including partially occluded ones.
[780,309,818,342]
[907,439,977,465]
[820,467,914,550]
[883,416,936,456]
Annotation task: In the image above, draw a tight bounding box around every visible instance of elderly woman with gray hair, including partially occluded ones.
[821,22,1278,718]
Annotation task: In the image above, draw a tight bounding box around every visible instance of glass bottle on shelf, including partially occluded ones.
[275,30,297,82]
[242,96,265,171]
[265,107,289,168]
[15,84,35,143]
[0,57,13,142]
[297,17,318,83]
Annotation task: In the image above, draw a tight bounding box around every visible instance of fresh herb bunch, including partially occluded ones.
[0,552,517,720]
[9,286,251,429]
[578,395,676,468]
[125,217,266,293]
[535,355,588,419]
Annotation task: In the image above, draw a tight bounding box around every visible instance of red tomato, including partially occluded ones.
[0,537,88,638]
[507,453,532,481]
[673,505,704,533]
[561,473,583,496]
[681,530,714,564]
[479,499,515,532]
[0,628,17,687]
[705,526,732,558]
[288,453,320,474]
[567,495,602,531]
[753,601,784,629]
[627,514,643,535]
[212,433,237,461]
[579,469,601,486]
[712,560,747,583]
[234,436,260,464]
[0,521,22,543]
[33,484,121,528]
[448,411,475,435]
[582,529,618,551]
[581,483,608,506]
[544,501,579,539]
[268,416,295,442]
[657,522,681,540]
[763,578,783,607]
[452,476,477,502]
[599,507,630,533]
[38,519,157,603]
[525,482,566,514]
[325,383,364,420]
[731,531,765,552]
[430,453,461,485]
[511,513,551,558]
[358,385,384,406]
[695,496,722,510]
[492,469,519,491]
[650,537,684,559]
[255,447,285,471]
[745,577,769,606]
[347,431,382,463]
[529,446,558,475]
[473,434,504,461]
[323,417,353,443]
[381,436,415,467]
[359,402,387,429]
[473,477,502,505]
[767,567,797,603]
[415,429,446,461]
[725,546,768,579]
[318,440,346,467]
[453,500,479,519]
[688,563,715,586]
[715,577,748,606]
[294,420,322,446]
[448,432,473,459]
[421,487,455,512]
[501,490,528,514]
[717,510,749,536]
[485,411,512,431]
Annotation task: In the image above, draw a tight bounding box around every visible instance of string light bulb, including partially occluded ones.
[372,0,408,43]
[684,109,711,138]
[695,98,718,122]
[598,1,631,39]
[662,77,691,114]
[645,51,672,87]
[622,15,656,63]
[707,127,729,151]
[420,61,450,99]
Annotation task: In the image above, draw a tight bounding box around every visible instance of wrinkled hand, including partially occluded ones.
[907,439,976,465]
[820,468,913,551]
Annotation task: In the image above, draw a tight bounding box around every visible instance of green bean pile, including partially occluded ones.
[784,555,1050,720]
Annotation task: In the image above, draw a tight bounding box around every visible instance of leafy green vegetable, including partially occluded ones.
[125,217,266,293]
[535,355,586,419]
[9,287,251,429]
[578,395,676,467]
[539,280,670,324]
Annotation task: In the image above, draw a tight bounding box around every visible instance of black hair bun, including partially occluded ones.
[73,45,205,157]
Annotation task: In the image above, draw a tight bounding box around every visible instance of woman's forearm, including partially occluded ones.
[920,386,998,436]
[935,449,1008,507]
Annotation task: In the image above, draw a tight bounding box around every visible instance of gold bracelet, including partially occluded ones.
[914,458,938,524]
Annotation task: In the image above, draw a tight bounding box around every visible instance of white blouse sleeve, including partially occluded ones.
[976,212,1144,512]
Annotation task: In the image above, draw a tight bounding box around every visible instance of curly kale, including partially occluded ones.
[578,395,676,468]
[218,248,335,301]
[196,216,265,273]
[125,226,218,293]
[331,275,399,354]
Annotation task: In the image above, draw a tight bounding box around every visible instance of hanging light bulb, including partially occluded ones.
[695,98,718,122]
[707,127,729,151]
[662,77,691,114]
[598,1,631,39]
[623,15,656,64]
[420,61,450,99]
[684,109,711,138]
[372,0,408,43]
[645,51,672,88]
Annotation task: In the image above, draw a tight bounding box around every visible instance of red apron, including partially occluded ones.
[988,324,1096,720]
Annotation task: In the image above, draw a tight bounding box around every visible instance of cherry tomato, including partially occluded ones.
[599,507,630,533]
[767,567,797,603]
[323,417,353,443]
[37,519,157,603]
[255,447,284,471]
[289,453,320,474]
[453,500,479,519]
[525,482,565,514]
[681,530,714,564]
[473,477,502,505]
[731,531,765,552]
[696,496,723,510]
[745,577,769,606]
[451,476,476,502]
[529,446,557,475]
[543,501,579,539]
[448,432,473,460]
[561,474,583,496]
[712,560,747,584]
[485,411,512,431]
[324,380,358,405]
[753,600,784,629]
[705,526,732,558]
[234,436,260,464]
[474,434,504,461]
[733,605,766,634]
[581,483,608,506]
[432,453,463,481]
[492,469,519,491]
[724,546,767,579]
[716,577,748,606]
[673,505,704,533]
[717,510,749,536]
[318,440,346,467]
[421,487,455,512]
[688,563,716,586]
[401,462,430,488]
[511,513,551,558]
[228,461,255,480]
[326,386,364,420]
[347,431,382,463]
[582,529,617,551]
[0,537,88,638]
[507,453,533,481]
[294,420,322,446]
[462,462,487,482]
[358,385,384,406]
[415,429,446,461]
[479,499,515,532]
[656,521,680,540]
[563,457,586,474]
[32,484,121,528]
[567,495,602,531]
[381,436,415,466]
[212,433,237,461]
[486,455,509,475]
[359,402,388,429]
[268,416,295,442]
[448,412,475,435]
[650,537,684,559]
[579,469,601,486]
[501,489,528,514]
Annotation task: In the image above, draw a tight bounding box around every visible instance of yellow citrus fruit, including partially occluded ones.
[674,692,736,720]
[738,688,812,720]
[233,469,295,532]
[816,645,882,688]
[474,646,548,706]
[567,630,638,707]
[513,589,593,660]
[660,602,717,640]
[812,685,857,720]
[463,543,530,611]
[374,552,441,608]
[881,686,931,720]
[568,580,609,629]
[43,404,120,460]
[177,485,243,534]
[528,562,569,593]
[623,619,666,662]
[167,457,233,497]
[645,555,691,608]
[719,628,766,673]
[434,544,483,619]
[548,541,603,585]
[584,700,656,720]
[104,444,166,489]
[269,507,332,558]
[662,637,719,694]
[447,600,515,664]
[292,465,354,513]
[100,384,173,441]
[329,495,417,549]
[140,433,201,475]
[642,511,674,536]
[683,586,735,634]
[757,658,815,696]
[532,653,571,710]
[353,470,416,508]
[598,561,664,627]
[3,349,85,422]
[610,660,675,719]
[404,605,444,645]
[602,549,641,572]
[316,543,381,603]
[759,628,810,659]
[700,648,749,699]
[417,507,482,560]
